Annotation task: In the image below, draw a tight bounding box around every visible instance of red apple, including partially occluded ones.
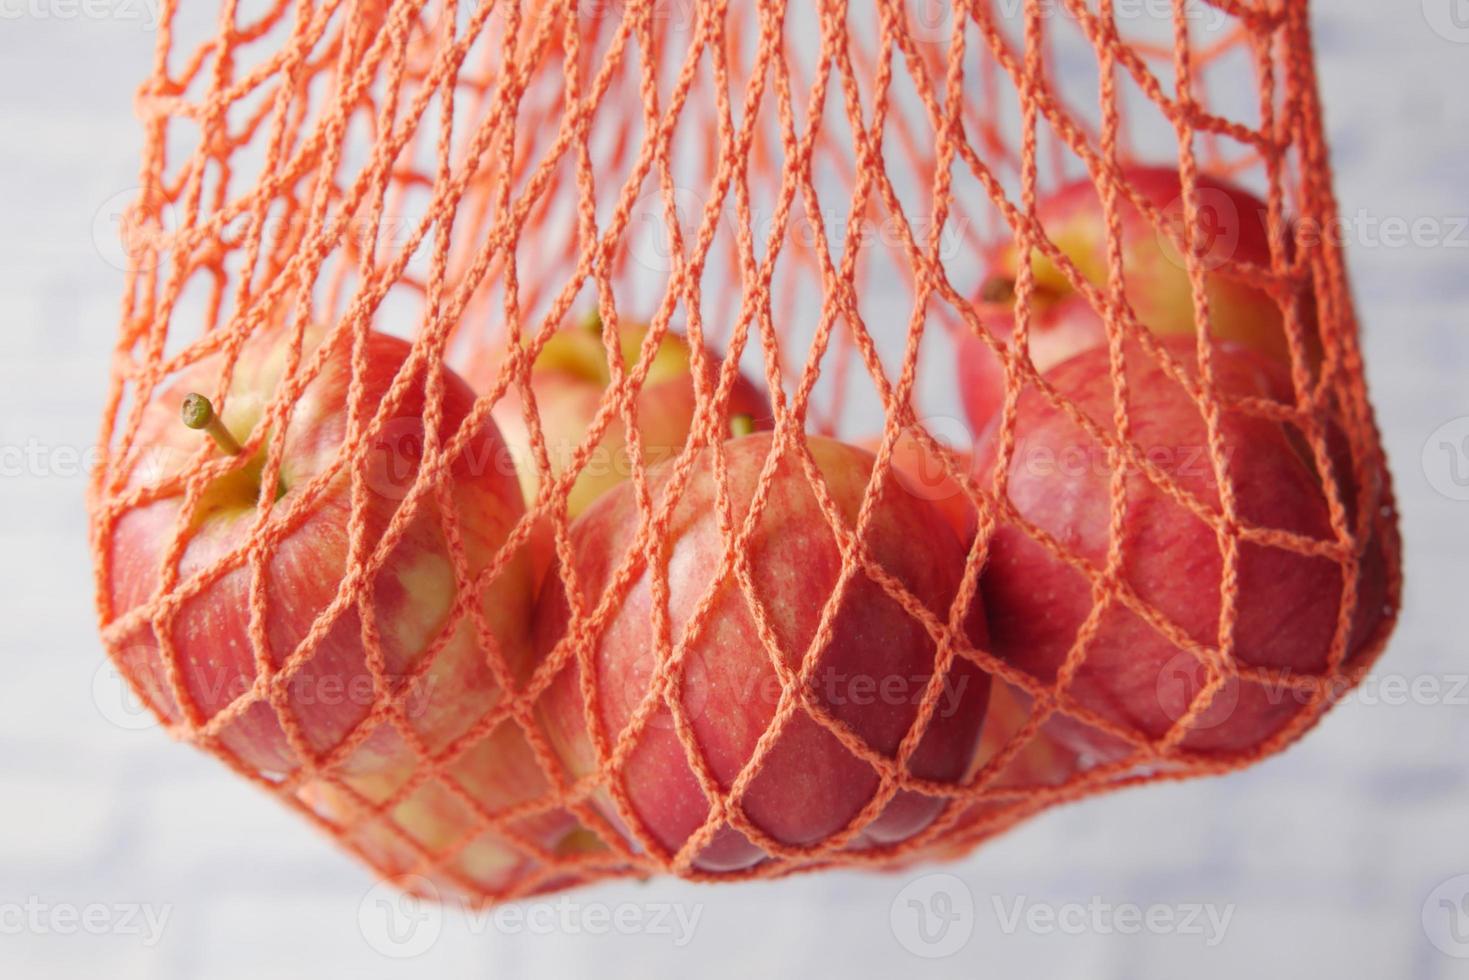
[959,165,1318,433]
[94,326,598,891]
[469,314,772,519]
[532,431,991,872]
[303,719,608,898]
[100,327,536,774]
[973,338,1385,759]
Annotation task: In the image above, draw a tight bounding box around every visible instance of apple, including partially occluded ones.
[973,338,1386,759]
[959,165,1318,432]
[468,314,772,546]
[97,324,546,777]
[303,719,610,899]
[94,325,614,892]
[531,430,991,872]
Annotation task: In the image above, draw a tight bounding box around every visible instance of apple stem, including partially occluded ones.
[181,393,243,456]
[978,275,1016,305]
[729,413,755,438]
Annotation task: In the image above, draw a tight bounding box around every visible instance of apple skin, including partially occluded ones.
[531,431,991,872]
[101,327,539,777]
[469,318,773,522]
[972,338,1386,759]
[959,165,1316,433]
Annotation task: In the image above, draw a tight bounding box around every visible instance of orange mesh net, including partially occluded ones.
[87,0,1401,904]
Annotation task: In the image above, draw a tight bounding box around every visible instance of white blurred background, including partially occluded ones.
[1,1,1466,977]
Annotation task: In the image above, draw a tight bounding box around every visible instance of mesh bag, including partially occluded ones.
[88,0,1401,903]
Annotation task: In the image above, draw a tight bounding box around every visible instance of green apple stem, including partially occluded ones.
[729,413,755,438]
[181,393,243,456]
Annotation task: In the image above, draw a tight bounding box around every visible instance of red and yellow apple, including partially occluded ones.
[102,327,539,773]
[532,431,991,872]
[98,325,598,890]
[973,338,1385,759]
[959,165,1317,432]
[304,719,608,898]
[468,315,772,572]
